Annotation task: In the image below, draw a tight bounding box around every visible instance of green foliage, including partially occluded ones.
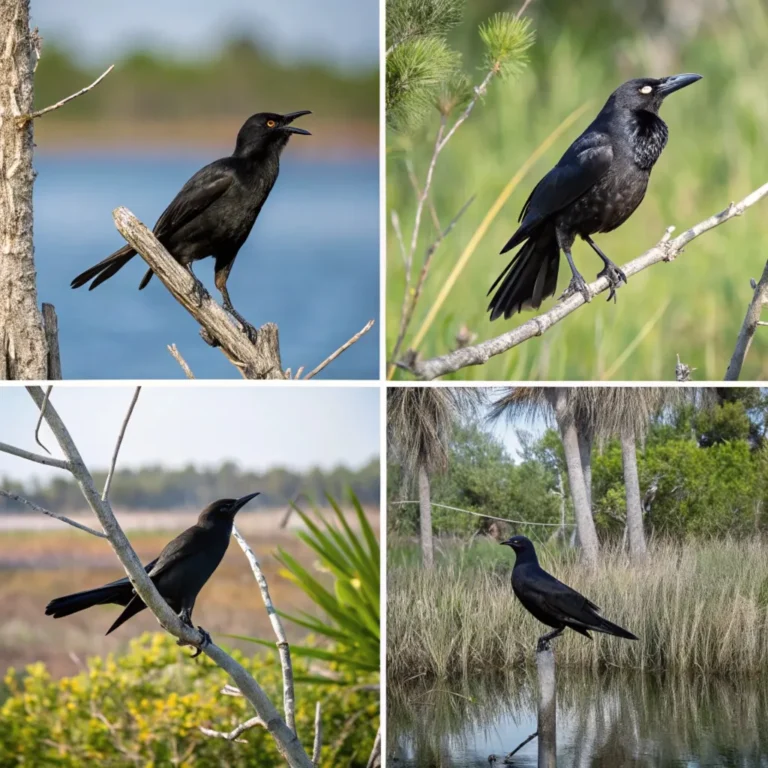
[478,14,535,79]
[0,634,377,767]
[233,492,380,677]
[386,0,533,132]
[0,460,379,513]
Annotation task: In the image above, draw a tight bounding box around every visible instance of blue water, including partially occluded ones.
[34,153,379,379]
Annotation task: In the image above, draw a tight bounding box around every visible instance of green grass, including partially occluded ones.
[387,536,768,681]
[387,0,768,380]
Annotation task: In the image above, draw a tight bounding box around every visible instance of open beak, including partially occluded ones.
[233,492,260,514]
[282,110,312,136]
[658,73,702,96]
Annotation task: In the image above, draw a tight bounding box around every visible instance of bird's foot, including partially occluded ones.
[559,274,591,304]
[224,305,258,344]
[536,636,551,653]
[189,626,212,659]
[597,262,628,303]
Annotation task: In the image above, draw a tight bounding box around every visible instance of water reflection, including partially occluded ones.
[388,670,768,767]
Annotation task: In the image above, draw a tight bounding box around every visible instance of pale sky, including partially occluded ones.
[480,389,549,462]
[32,0,379,69]
[0,386,379,483]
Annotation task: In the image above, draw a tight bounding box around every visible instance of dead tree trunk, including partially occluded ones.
[0,0,53,379]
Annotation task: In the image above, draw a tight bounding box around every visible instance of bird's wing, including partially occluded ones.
[525,568,602,626]
[146,527,207,581]
[517,134,614,231]
[153,161,235,238]
[101,558,159,590]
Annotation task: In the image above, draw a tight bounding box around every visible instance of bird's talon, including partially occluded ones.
[190,626,212,658]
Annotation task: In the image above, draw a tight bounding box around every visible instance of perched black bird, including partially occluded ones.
[71,111,311,336]
[488,74,701,320]
[501,535,637,651]
[45,493,259,655]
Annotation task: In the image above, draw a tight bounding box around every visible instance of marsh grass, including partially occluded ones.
[387,537,768,681]
[387,0,768,379]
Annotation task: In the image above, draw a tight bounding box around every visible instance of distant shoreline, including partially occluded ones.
[34,117,378,159]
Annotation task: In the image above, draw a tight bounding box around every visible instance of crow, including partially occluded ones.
[488,74,701,320]
[501,535,637,651]
[71,111,311,338]
[45,493,259,656]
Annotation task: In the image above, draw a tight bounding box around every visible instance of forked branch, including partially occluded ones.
[400,181,768,379]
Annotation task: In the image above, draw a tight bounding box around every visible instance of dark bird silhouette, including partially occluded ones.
[71,111,311,337]
[488,74,701,320]
[45,493,259,656]
[501,535,637,651]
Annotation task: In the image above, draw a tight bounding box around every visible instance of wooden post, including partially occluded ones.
[536,644,556,768]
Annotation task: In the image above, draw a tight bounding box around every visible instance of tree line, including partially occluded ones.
[388,388,768,567]
[1,459,379,512]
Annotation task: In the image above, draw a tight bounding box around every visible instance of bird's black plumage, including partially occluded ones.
[488,74,701,320]
[45,493,259,653]
[71,110,311,334]
[501,535,637,650]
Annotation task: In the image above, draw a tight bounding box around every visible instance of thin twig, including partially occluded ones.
[102,387,141,502]
[403,181,768,379]
[222,684,243,697]
[391,210,408,268]
[725,259,768,380]
[0,440,70,470]
[19,65,114,123]
[505,730,538,759]
[34,385,53,454]
[0,490,107,538]
[199,716,265,743]
[303,319,375,380]
[437,68,496,151]
[294,366,305,380]
[366,727,382,768]
[168,344,195,379]
[312,702,322,766]
[232,525,297,735]
[516,0,535,19]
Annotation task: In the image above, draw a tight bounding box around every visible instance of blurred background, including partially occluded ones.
[32,0,379,379]
[387,0,768,380]
[0,386,379,677]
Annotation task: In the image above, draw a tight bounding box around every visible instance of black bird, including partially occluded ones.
[488,74,701,320]
[501,535,637,651]
[71,111,311,336]
[45,493,259,655]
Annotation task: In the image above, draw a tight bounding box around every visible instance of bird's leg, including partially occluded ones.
[182,263,208,306]
[536,627,564,653]
[583,235,627,303]
[215,276,258,344]
[559,248,591,304]
[176,606,211,659]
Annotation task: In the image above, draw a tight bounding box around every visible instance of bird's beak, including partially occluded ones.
[233,492,260,514]
[657,73,702,96]
[282,110,312,136]
[500,539,512,548]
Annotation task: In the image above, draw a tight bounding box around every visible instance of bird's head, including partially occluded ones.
[611,74,701,115]
[234,111,312,156]
[500,534,536,561]
[198,492,260,526]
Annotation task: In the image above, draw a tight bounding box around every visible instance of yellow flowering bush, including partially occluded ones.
[0,633,378,767]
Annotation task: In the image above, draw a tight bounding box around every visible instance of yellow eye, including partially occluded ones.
[267,120,276,128]
[639,85,653,95]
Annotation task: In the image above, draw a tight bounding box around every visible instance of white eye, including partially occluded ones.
[640,85,653,95]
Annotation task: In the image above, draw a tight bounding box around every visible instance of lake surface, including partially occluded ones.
[389,671,768,767]
[34,153,379,379]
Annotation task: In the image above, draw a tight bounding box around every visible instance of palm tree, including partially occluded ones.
[387,388,482,567]
[489,387,600,567]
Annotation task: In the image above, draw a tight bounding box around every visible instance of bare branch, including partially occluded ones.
[366,727,382,768]
[34,385,52,454]
[676,353,695,382]
[22,386,314,768]
[102,387,141,501]
[403,181,768,379]
[19,65,114,124]
[437,69,496,151]
[232,525,296,735]
[725,259,768,380]
[0,489,107,538]
[112,207,288,380]
[312,702,322,766]
[0,440,70,470]
[294,366,305,380]
[200,716,265,743]
[303,319,375,380]
[167,344,195,379]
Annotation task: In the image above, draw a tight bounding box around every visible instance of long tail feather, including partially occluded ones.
[71,244,136,290]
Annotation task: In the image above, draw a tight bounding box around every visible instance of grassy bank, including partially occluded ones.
[387,537,768,681]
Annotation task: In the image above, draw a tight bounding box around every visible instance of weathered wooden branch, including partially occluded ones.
[312,702,322,766]
[0,489,107,538]
[199,716,265,743]
[42,304,62,379]
[167,344,195,378]
[400,181,768,379]
[304,318,375,379]
[18,386,314,767]
[725,258,768,380]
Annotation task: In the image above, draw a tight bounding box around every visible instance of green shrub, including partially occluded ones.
[0,634,377,767]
